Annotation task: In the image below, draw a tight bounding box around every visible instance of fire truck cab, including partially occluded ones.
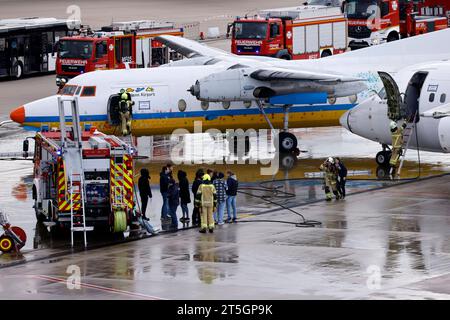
[30,119,136,233]
[346,0,449,50]
[56,20,184,87]
[230,5,347,60]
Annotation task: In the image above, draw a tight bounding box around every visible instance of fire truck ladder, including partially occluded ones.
[69,173,92,247]
[396,112,418,177]
[57,96,94,247]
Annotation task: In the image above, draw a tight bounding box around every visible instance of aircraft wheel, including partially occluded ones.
[279,153,296,171]
[376,166,390,180]
[277,132,297,153]
[376,151,391,166]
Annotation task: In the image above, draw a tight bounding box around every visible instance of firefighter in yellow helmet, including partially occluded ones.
[319,157,339,201]
[118,91,134,136]
[389,120,405,176]
[195,174,217,233]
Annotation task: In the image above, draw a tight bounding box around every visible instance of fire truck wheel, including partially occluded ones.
[0,235,14,253]
[387,32,399,42]
[321,50,332,58]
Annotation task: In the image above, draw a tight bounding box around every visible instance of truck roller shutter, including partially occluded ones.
[306,25,319,53]
[292,26,305,55]
[332,21,346,50]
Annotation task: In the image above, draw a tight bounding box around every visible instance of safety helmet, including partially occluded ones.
[390,121,398,130]
[202,174,211,181]
[121,93,128,100]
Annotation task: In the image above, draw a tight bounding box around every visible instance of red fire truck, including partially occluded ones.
[55,20,183,87]
[29,97,137,238]
[346,0,449,50]
[229,5,348,59]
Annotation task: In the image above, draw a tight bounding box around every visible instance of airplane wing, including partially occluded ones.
[249,68,362,83]
[155,35,233,58]
[420,103,450,119]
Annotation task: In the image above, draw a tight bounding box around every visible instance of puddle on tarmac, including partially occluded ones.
[0,127,449,255]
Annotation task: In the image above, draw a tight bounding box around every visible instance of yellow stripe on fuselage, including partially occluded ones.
[24,110,346,136]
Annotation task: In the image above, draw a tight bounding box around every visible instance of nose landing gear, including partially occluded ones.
[376,148,392,166]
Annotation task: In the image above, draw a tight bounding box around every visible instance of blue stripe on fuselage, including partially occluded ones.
[24,104,356,123]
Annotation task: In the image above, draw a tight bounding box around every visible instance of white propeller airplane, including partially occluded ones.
[340,58,450,166]
[8,28,450,153]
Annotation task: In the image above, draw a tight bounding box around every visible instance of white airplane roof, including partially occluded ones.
[0,17,69,32]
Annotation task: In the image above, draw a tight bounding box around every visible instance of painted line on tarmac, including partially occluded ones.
[32,274,166,300]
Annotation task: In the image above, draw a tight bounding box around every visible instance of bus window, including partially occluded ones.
[81,86,96,97]
[0,38,5,51]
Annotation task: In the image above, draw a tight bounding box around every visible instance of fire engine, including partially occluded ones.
[55,20,184,87]
[346,0,449,50]
[29,96,137,245]
[229,5,348,59]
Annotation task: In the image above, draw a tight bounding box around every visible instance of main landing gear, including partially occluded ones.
[375,144,392,166]
[256,100,299,154]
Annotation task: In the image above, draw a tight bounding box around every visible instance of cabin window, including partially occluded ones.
[60,85,77,96]
[429,93,435,102]
[440,93,446,104]
[81,86,96,97]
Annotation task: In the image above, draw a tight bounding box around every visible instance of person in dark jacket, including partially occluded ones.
[138,168,152,220]
[226,171,239,223]
[335,157,348,199]
[167,177,179,230]
[160,166,170,220]
[177,170,191,223]
[191,169,204,226]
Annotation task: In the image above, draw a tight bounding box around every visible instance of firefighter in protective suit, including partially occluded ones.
[119,92,134,136]
[195,174,217,233]
[319,157,339,201]
[389,121,406,176]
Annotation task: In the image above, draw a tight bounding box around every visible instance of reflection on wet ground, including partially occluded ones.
[0,128,449,253]
[1,174,450,298]
[1,128,450,298]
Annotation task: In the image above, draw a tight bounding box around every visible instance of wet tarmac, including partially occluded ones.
[0,126,450,299]
[1,173,450,299]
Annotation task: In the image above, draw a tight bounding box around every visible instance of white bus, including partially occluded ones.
[0,17,74,79]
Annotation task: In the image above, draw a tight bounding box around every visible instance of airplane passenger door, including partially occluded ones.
[378,71,403,121]
[404,71,428,123]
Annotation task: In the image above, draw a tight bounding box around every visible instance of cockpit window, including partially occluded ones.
[60,85,77,96]
[81,86,96,97]
[75,86,82,95]
[377,87,387,100]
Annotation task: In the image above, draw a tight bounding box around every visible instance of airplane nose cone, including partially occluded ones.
[339,109,351,132]
[10,106,25,124]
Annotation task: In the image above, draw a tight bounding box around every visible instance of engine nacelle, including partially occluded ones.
[189,68,366,102]
[189,68,258,102]
[438,117,450,152]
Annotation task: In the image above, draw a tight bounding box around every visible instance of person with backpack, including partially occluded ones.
[167,177,179,230]
[213,172,227,225]
[177,170,191,223]
[195,174,217,233]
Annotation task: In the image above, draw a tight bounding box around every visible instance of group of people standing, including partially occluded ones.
[319,157,347,201]
[138,164,239,233]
